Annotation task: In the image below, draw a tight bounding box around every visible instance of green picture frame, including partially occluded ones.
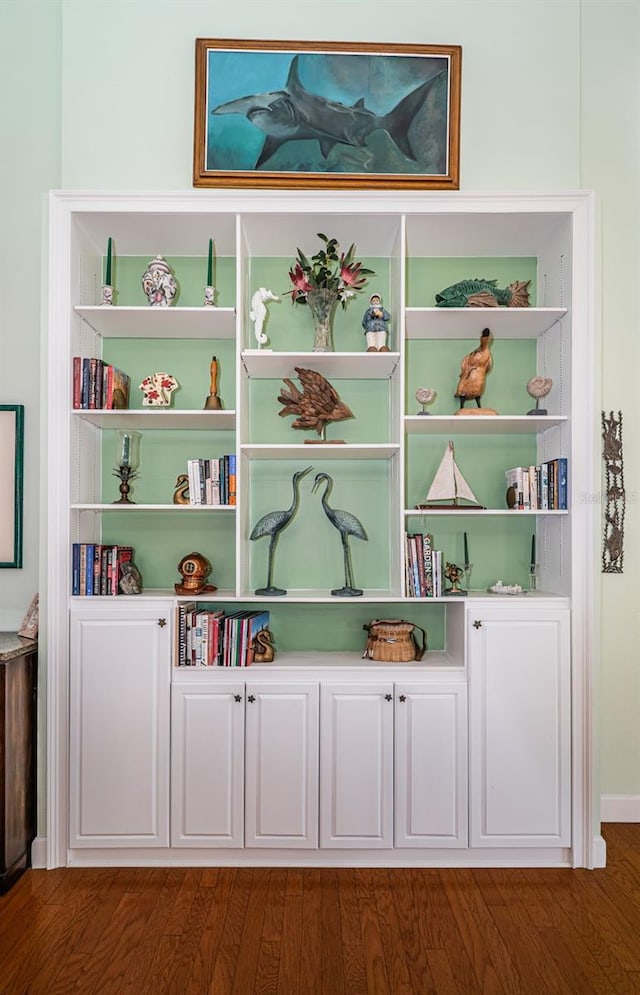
[0,404,24,568]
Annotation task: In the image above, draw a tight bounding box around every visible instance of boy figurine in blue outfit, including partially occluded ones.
[362,292,391,352]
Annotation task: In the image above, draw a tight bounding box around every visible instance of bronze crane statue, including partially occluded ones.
[312,472,368,597]
[249,465,312,595]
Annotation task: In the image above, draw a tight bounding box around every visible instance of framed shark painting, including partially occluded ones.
[193,39,461,189]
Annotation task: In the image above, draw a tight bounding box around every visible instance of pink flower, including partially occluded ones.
[340,257,367,291]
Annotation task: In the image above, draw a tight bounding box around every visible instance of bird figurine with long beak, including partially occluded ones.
[249,466,313,595]
[312,471,368,596]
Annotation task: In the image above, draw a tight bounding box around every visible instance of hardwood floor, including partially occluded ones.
[1,825,639,994]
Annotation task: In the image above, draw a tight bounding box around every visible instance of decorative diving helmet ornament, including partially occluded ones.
[174,552,217,595]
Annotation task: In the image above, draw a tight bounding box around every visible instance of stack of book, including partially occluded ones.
[186,455,236,505]
[404,533,443,598]
[505,458,568,510]
[176,604,269,667]
[72,543,134,595]
[72,357,130,409]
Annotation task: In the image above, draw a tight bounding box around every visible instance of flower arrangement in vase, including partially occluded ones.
[288,233,374,352]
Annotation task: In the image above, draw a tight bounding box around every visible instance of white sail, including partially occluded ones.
[424,441,480,506]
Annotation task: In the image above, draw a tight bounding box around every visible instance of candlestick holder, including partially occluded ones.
[112,430,142,504]
[203,286,216,307]
[101,284,113,306]
[463,562,473,594]
[529,563,538,592]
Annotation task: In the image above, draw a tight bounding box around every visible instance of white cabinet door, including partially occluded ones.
[171,683,244,847]
[468,608,571,847]
[395,683,468,848]
[245,683,319,848]
[69,604,171,848]
[320,683,394,849]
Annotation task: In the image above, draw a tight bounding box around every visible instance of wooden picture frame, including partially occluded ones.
[193,39,461,190]
[0,404,24,568]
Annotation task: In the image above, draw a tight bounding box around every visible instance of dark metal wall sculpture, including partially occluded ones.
[602,410,625,573]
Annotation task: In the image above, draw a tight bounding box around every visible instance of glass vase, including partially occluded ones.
[306,288,339,352]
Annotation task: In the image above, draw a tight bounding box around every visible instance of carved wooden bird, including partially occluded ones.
[455,328,493,407]
[278,367,354,441]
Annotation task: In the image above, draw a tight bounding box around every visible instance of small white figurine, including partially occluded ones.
[250,287,280,347]
[139,372,179,406]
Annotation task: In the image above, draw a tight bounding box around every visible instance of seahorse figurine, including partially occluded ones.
[173,474,190,505]
[252,628,275,663]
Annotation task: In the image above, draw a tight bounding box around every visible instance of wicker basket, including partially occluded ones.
[362,619,426,663]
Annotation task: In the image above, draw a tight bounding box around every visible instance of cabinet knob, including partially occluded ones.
[473,619,482,629]
[399,694,406,702]
[234,694,242,703]
[385,693,393,702]
[248,694,256,703]
[158,618,167,627]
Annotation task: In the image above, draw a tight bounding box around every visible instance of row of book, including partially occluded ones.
[176,604,270,667]
[187,456,236,505]
[72,543,134,596]
[72,357,131,409]
[505,458,568,511]
[404,533,444,598]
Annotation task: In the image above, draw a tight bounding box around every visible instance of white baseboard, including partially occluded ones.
[601,794,640,822]
[31,836,48,869]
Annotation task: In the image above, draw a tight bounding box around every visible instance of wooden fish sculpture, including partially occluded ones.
[435,278,530,309]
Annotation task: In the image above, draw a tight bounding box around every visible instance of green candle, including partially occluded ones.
[207,238,213,286]
[105,236,112,286]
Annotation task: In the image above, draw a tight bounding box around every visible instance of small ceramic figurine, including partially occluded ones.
[139,372,179,406]
[250,287,280,347]
[141,256,177,306]
[362,292,391,352]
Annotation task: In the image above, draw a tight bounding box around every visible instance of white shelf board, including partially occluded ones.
[73,409,236,430]
[405,507,568,517]
[405,307,567,339]
[75,305,236,339]
[405,414,568,435]
[240,444,399,460]
[71,503,236,511]
[241,350,400,379]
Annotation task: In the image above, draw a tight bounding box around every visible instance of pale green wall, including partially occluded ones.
[1,0,638,805]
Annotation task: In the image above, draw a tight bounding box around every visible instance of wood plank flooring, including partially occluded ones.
[1,824,639,994]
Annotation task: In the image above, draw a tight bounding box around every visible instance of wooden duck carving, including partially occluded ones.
[252,628,275,663]
[173,474,190,505]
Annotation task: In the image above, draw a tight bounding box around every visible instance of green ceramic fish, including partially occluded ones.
[435,278,531,308]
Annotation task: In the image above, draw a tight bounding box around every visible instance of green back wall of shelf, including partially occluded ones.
[106,256,237,308]
[247,257,389,352]
[406,257,537,307]
[102,339,236,411]
[248,459,389,592]
[250,378,391,444]
[406,338,537,417]
[191,601,446,654]
[407,514,539,593]
[101,510,237,591]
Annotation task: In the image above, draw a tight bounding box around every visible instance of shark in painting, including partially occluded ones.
[211,55,446,170]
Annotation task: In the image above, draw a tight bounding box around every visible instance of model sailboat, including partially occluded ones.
[416,441,484,510]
